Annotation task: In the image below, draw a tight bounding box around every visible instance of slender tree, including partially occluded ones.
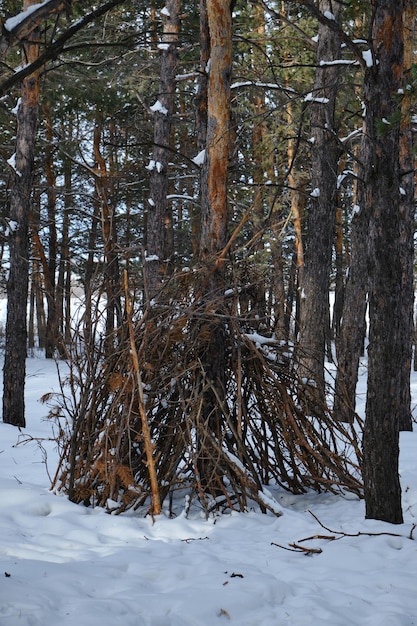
[3,0,40,427]
[298,0,343,404]
[145,0,181,302]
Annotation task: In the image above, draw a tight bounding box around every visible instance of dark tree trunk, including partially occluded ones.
[83,195,100,347]
[56,152,72,350]
[93,115,122,355]
[3,5,39,427]
[333,149,370,423]
[362,0,405,524]
[145,0,180,302]
[298,0,342,404]
[43,101,60,359]
[397,0,415,432]
[333,204,344,339]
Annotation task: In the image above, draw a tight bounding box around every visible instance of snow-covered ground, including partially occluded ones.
[1,356,417,625]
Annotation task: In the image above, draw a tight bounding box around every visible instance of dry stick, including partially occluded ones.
[123,270,161,516]
[308,509,416,540]
[271,542,322,555]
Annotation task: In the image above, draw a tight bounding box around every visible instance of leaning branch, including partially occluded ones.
[0,0,70,57]
[293,0,367,70]
[0,0,127,97]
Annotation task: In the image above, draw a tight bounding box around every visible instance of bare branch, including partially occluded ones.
[0,0,127,97]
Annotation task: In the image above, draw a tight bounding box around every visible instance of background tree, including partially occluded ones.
[145,0,181,302]
[297,0,343,406]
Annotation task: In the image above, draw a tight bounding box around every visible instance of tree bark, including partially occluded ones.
[3,0,39,427]
[397,0,415,432]
[43,100,61,358]
[362,0,405,524]
[333,142,370,423]
[93,113,122,355]
[145,0,180,302]
[197,0,232,488]
[298,0,342,404]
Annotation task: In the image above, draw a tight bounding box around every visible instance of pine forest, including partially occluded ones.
[0,0,415,525]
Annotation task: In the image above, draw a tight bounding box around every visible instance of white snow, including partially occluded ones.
[5,219,19,236]
[192,149,206,166]
[157,43,171,51]
[145,160,164,173]
[4,0,52,31]
[319,59,358,67]
[323,10,335,21]
[1,356,417,625]
[167,194,196,202]
[304,93,330,104]
[340,128,362,144]
[150,100,168,116]
[310,187,321,198]
[160,6,170,16]
[10,98,21,115]
[362,50,375,68]
[6,153,22,177]
[230,81,296,94]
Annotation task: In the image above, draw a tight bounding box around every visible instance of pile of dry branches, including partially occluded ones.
[50,277,362,517]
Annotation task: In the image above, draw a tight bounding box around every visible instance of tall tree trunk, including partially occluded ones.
[286,110,307,342]
[56,152,72,349]
[297,0,342,404]
[93,114,122,355]
[3,1,39,427]
[245,3,274,330]
[83,195,100,347]
[145,0,180,302]
[333,145,370,423]
[197,0,232,489]
[333,151,346,341]
[397,0,415,432]
[43,100,60,358]
[362,0,405,524]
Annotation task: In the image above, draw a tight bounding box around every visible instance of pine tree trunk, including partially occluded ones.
[197,0,232,489]
[145,0,180,301]
[333,143,370,423]
[3,3,39,427]
[93,115,122,354]
[298,0,342,405]
[43,101,60,358]
[397,0,415,432]
[56,152,72,350]
[362,0,405,524]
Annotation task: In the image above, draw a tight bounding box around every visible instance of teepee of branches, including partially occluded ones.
[49,267,362,517]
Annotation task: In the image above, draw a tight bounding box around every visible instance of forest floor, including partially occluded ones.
[1,355,417,625]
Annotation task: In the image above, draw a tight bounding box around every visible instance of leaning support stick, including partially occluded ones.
[123,270,161,516]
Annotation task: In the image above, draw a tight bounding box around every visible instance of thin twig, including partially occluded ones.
[309,509,413,540]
